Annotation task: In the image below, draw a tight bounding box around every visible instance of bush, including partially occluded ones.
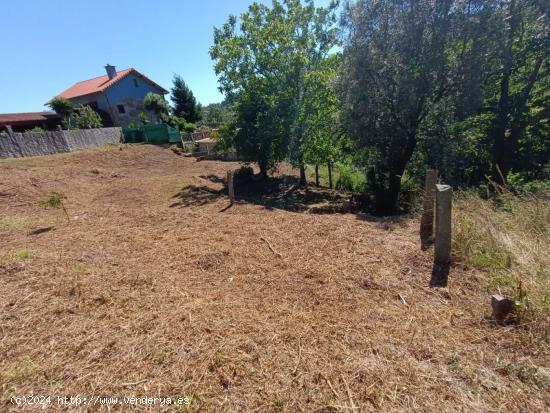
[335,164,366,192]
[74,106,102,129]
[234,166,254,183]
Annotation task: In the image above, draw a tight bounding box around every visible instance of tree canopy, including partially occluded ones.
[211,0,340,181]
[170,75,202,123]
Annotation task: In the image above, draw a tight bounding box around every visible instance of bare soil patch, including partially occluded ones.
[1,144,548,412]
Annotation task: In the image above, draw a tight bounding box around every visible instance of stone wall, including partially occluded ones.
[111,98,160,128]
[0,127,122,159]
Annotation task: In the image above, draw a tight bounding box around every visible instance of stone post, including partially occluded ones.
[227,170,235,203]
[433,184,452,286]
[420,169,437,247]
[430,184,453,286]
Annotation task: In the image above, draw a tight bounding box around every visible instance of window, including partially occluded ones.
[117,104,126,114]
[133,78,138,88]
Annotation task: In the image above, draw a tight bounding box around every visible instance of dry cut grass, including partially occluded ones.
[0,145,549,412]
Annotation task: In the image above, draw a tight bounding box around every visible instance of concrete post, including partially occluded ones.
[227,170,235,203]
[420,169,437,247]
[434,184,452,265]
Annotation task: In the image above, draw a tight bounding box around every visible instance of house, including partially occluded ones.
[0,112,61,133]
[54,65,168,128]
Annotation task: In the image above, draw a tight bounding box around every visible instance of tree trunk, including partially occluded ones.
[374,133,417,215]
[315,165,319,187]
[299,164,307,186]
[259,161,268,181]
[328,162,333,189]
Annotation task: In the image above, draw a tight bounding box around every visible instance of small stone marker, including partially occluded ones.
[491,294,514,322]
[227,170,235,203]
[420,169,437,247]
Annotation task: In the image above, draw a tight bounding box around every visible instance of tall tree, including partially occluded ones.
[211,0,339,182]
[338,0,461,213]
[171,75,201,123]
[484,0,549,184]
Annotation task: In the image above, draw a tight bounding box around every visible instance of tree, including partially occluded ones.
[143,92,169,123]
[211,0,339,183]
[482,0,549,184]
[338,0,461,213]
[74,105,102,129]
[201,102,234,128]
[301,54,345,187]
[48,97,75,128]
[232,77,289,179]
[170,75,202,123]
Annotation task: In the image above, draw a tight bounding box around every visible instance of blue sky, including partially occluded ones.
[1,0,334,113]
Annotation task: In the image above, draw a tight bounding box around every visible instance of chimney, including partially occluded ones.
[105,64,117,80]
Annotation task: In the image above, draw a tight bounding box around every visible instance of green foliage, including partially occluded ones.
[27,126,44,132]
[338,0,549,213]
[170,75,202,123]
[13,249,31,260]
[211,0,340,179]
[38,191,70,222]
[143,92,169,121]
[139,111,150,126]
[335,164,366,192]
[74,106,102,129]
[48,97,75,118]
[38,191,64,208]
[48,97,75,130]
[201,102,234,128]
[127,121,139,129]
[339,0,459,213]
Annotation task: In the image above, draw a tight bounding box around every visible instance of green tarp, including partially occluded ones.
[123,124,180,144]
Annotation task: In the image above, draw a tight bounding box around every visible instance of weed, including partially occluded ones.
[13,249,31,260]
[453,190,550,318]
[445,353,461,372]
[0,357,36,383]
[214,351,225,365]
[150,351,169,366]
[273,399,284,409]
[38,191,64,208]
[505,362,550,389]
[38,191,70,222]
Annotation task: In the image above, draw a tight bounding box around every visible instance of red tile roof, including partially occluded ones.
[0,112,59,126]
[56,68,168,100]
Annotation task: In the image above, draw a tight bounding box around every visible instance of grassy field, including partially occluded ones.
[1,145,548,412]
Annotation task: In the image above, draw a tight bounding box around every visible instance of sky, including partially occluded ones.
[1,0,334,114]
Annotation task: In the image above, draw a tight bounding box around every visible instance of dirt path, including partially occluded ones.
[1,145,548,412]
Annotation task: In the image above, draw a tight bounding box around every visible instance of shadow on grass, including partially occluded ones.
[170,174,414,224]
[170,185,224,208]
[235,175,350,213]
[169,175,350,213]
[199,174,226,184]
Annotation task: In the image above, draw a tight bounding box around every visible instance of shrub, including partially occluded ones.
[234,166,254,183]
[335,164,366,192]
[38,191,69,222]
[74,106,103,129]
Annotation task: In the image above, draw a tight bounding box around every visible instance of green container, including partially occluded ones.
[122,128,145,143]
[123,124,180,144]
